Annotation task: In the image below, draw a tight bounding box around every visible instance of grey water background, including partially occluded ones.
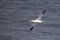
[0,0,60,40]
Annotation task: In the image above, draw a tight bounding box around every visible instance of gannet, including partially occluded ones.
[29,10,46,31]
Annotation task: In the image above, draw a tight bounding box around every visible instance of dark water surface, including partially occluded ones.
[0,0,60,40]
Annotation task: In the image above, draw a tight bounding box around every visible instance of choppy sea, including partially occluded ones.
[0,0,60,40]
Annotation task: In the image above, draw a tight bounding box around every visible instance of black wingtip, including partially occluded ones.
[42,10,46,14]
[29,27,34,31]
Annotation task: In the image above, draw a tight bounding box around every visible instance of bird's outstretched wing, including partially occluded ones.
[36,10,46,20]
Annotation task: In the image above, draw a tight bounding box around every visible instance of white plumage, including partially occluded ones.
[29,20,44,23]
[29,10,46,23]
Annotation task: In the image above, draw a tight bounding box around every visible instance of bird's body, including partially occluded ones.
[29,19,44,23]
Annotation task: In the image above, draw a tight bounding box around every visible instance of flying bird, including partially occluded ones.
[29,10,46,31]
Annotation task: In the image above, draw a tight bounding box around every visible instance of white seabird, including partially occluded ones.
[29,10,46,31]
